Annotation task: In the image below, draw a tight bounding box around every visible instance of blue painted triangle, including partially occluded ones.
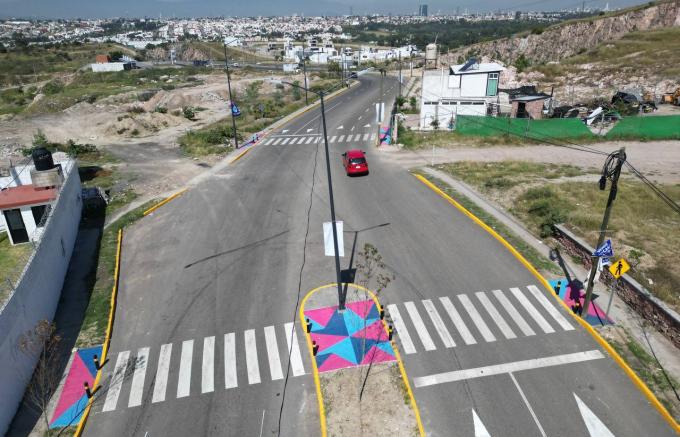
[350,337,381,363]
[318,337,357,364]
[343,309,368,336]
[315,353,331,368]
[375,341,395,356]
[78,345,103,377]
[366,304,379,320]
[314,311,348,336]
[308,319,324,332]
[50,394,89,428]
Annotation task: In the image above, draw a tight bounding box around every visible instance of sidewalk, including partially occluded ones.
[421,166,680,382]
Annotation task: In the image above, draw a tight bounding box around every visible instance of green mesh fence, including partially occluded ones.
[456,116,595,140]
[605,115,680,140]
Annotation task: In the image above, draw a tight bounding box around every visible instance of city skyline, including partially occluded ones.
[0,0,645,19]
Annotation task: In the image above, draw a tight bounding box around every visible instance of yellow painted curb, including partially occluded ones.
[229,147,251,165]
[413,172,680,433]
[300,283,426,437]
[74,228,123,437]
[143,188,188,216]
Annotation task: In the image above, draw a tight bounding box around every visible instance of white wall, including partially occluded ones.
[461,73,488,97]
[0,160,82,435]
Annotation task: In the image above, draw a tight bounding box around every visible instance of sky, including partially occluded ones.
[0,0,645,19]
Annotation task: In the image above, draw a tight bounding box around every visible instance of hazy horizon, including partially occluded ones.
[0,0,647,19]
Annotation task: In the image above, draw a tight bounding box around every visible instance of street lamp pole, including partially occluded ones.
[277,80,344,309]
[223,39,239,149]
[302,57,309,105]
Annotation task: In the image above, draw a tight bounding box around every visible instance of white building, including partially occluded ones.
[419,60,504,129]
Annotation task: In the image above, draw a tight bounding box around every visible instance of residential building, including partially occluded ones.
[419,59,505,129]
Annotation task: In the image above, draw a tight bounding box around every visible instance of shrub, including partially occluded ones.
[521,187,566,237]
[127,106,145,114]
[154,105,168,114]
[182,106,195,120]
[130,128,140,136]
[41,80,64,95]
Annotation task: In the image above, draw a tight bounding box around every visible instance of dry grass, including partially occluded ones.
[0,232,33,305]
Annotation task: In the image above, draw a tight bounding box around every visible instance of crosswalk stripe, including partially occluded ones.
[280,138,290,145]
[224,333,238,389]
[128,347,149,408]
[244,329,261,384]
[177,340,193,398]
[362,133,369,141]
[264,326,284,381]
[288,137,299,145]
[264,138,274,145]
[339,135,345,142]
[330,136,337,143]
[475,291,517,339]
[422,299,455,348]
[370,133,376,140]
[306,137,315,144]
[284,322,306,377]
[387,304,417,354]
[152,343,172,403]
[510,288,555,334]
[439,296,477,345]
[492,289,535,336]
[202,336,215,394]
[103,351,130,412]
[404,302,436,351]
[272,138,282,145]
[527,285,574,331]
[458,294,496,342]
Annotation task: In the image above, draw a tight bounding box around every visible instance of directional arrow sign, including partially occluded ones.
[307,128,314,133]
[574,394,614,437]
[363,124,371,128]
[337,125,344,130]
[472,410,491,437]
[351,126,355,131]
[281,129,289,134]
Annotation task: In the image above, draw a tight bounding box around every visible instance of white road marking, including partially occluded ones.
[351,126,355,131]
[458,294,496,342]
[307,128,314,133]
[103,351,130,412]
[364,108,369,112]
[358,116,362,120]
[289,137,300,145]
[281,129,289,134]
[152,343,172,403]
[339,135,346,142]
[272,138,282,145]
[280,138,290,145]
[285,322,306,377]
[306,136,315,144]
[264,326,284,381]
[413,350,605,388]
[363,123,371,128]
[510,287,554,334]
[245,329,261,384]
[362,133,369,141]
[527,285,574,331]
[177,340,193,398]
[510,372,547,437]
[422,299,455,348]
[337,125,344,130]
[264,138,274,145]
[476,291,516,339]
[574,393,615,437]
[128,347,149,408]
[202,336,215,393]
[259,409,266,437]
[492,289,535,336]
[370,133,376,140]
[439,296,477,345]
[404,302,437,351]
[472,409,492,437]
[387,304,416,354]
[329,135,337,143]
[224,333,238,389]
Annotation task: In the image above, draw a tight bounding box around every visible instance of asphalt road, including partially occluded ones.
[84,74,676,436]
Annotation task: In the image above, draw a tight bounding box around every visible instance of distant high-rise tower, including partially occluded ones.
[419,4,428,16]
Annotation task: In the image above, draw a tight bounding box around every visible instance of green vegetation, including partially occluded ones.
[434,161,680,309]
[76,200,158,347]
[414,171,559,274]
[0,233,33,304]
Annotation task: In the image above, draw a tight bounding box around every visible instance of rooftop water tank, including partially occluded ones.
[425,43,438,62]
[32,147,55,171]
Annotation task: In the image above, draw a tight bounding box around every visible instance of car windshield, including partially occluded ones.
[350,157,366,165]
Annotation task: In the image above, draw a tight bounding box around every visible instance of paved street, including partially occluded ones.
[84,74,676,436]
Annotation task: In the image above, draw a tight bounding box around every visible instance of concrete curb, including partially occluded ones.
[73,229,123,437]
[413,172,680,433]
[142,188,188,216]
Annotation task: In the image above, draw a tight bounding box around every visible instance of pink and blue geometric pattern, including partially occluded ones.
[304,300,396,373]
[49,345,102,429]
[549,279,613,326]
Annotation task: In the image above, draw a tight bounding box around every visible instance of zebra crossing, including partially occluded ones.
[386,285,574,355]
[99,322,307,413]
[261,132,377,146]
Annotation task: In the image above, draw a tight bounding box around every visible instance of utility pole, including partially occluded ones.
[582,147,626,316]
[398,52,402,98]
[376,68,385,145]
[223,40,239,149]
[302,57,309,105]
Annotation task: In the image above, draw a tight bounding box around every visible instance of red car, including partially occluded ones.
[342,149,369,176]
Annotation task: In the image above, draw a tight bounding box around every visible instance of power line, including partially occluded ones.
[624,161,680,215]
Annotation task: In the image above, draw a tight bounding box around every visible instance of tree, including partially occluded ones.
[396,95,406,109]
[327,61,341,76]
[430,118,440,130]
[108,50,124,61]
[356,243,393,299]
[17,320,63,432]
[409,96,417,108]
[291,80,302,101]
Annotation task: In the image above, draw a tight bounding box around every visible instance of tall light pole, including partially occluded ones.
[302,56,309,105]
[272,79,345,309]
[223,37,239,149]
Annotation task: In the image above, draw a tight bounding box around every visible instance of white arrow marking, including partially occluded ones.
[472,409,491,437]
[281,129,289,134]
[337,125,344,130]
[363,124,371,128]
[574,394,615,437]
[351,126,355,131]
[358,116,362,120]
[307,128,314,133]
